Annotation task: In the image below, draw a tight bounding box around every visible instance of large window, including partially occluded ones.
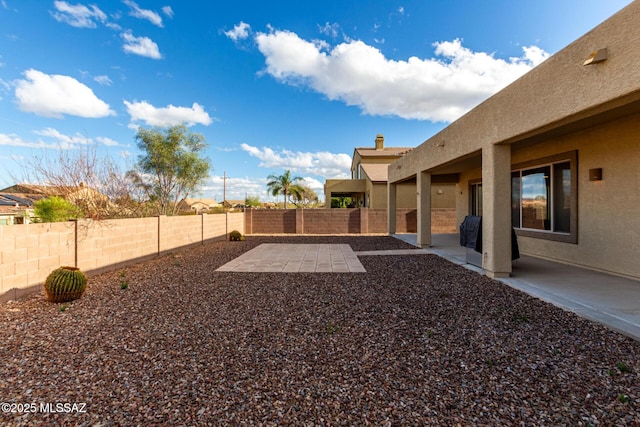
[511,151,577,243]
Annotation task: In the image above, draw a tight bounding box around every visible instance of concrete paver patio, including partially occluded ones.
[216,243,367,273]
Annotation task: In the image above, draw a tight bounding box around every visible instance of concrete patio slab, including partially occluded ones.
[216,243,367,273]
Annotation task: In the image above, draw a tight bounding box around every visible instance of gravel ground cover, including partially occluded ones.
[1,235,639,426]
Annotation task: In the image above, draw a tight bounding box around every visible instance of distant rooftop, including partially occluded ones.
[354,134,412,157]
[359,163,389,182]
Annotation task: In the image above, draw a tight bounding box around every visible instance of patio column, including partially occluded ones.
[416,171,431,247]
[482,143,512,278]
[387,182,397,234]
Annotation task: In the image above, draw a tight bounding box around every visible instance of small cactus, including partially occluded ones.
[229,230,244,241]
[44,266,88,303]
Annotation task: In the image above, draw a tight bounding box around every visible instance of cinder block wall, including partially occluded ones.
[245,208,456,235]
[1,213,234,302]
[226,213,245,236]
[160,215,203,252]
[204,213,227,240]
[246,210,297,233]
[1,222,75,297]
[432,208,458,233]
[367,209,389,233]
[77,217,158,273]
[303,209,361,234]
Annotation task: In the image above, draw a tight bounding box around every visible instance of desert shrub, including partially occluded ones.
[229,230,244,241]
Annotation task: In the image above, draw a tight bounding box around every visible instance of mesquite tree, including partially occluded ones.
[127,124,211,216]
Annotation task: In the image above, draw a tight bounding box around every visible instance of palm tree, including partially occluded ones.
[266,170,304,209]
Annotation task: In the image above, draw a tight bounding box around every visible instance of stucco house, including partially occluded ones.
[325,134,455,209]
[388,2,640,281]
[178,198,220,214]
[1,183,112,219]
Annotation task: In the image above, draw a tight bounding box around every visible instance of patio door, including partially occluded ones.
[470,182,482,216]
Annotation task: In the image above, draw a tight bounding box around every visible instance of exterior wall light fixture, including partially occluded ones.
[583,48,608,66]
[589,168,603,181]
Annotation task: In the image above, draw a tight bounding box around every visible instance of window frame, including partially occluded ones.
[512,151,578,244]
[469,179,483,216]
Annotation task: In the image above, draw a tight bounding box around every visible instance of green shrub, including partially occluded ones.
[229,230,244,241]
[44,266,88,303]
[34,196,82,223]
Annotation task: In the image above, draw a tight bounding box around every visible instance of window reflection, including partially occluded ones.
[521,166,551,230]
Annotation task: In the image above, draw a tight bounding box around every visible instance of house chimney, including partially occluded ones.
[375,134,384,150]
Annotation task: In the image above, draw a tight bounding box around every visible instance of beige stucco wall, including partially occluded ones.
[455,113,640,279]
[367,182,388,208]
[513,113,640,278]
[431,184,457,209]
[325,179,366,193]
[397,182,417,209]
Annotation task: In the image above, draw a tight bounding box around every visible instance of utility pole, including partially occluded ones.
[223,171,227,211]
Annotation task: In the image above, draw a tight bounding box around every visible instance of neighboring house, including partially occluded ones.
[178,198,220,214]
[388,2,640,280]
[324,134,456,209]
[0,194,37,225]
[1,183,112,219]
[222,199,245,210]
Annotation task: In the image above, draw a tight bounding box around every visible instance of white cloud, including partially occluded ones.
[318,22,340,38]
[204,175,268,201]
[94,75,113,85]
[162,6,174,18]
[51,1,107,28]
[123,0,163,27]
[96,136,121,146]
[240,143,351,179]
[121,31,162,59]
[0,129,120,150]
[225,22,251,41]
[299,176,324,195]
[0,133,59,149]
[124,100,213,127]
[105,21,122,31]
[254,30,550,122]
[34,127,90,146]
[14,69,115,118]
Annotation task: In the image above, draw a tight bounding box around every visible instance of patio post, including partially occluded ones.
[387,182,397,235]
[416,170,432,247]
[482,143,512,278]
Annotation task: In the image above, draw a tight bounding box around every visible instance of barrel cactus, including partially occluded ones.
[229,230,244,241]
[44,266,88,303]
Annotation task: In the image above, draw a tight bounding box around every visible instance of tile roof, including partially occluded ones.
[359,163,389,182]
[354,147,413,157]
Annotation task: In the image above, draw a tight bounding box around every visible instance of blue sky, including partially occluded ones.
[0,0,632,202]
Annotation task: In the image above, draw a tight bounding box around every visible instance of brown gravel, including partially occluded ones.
[1,235,639,426]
